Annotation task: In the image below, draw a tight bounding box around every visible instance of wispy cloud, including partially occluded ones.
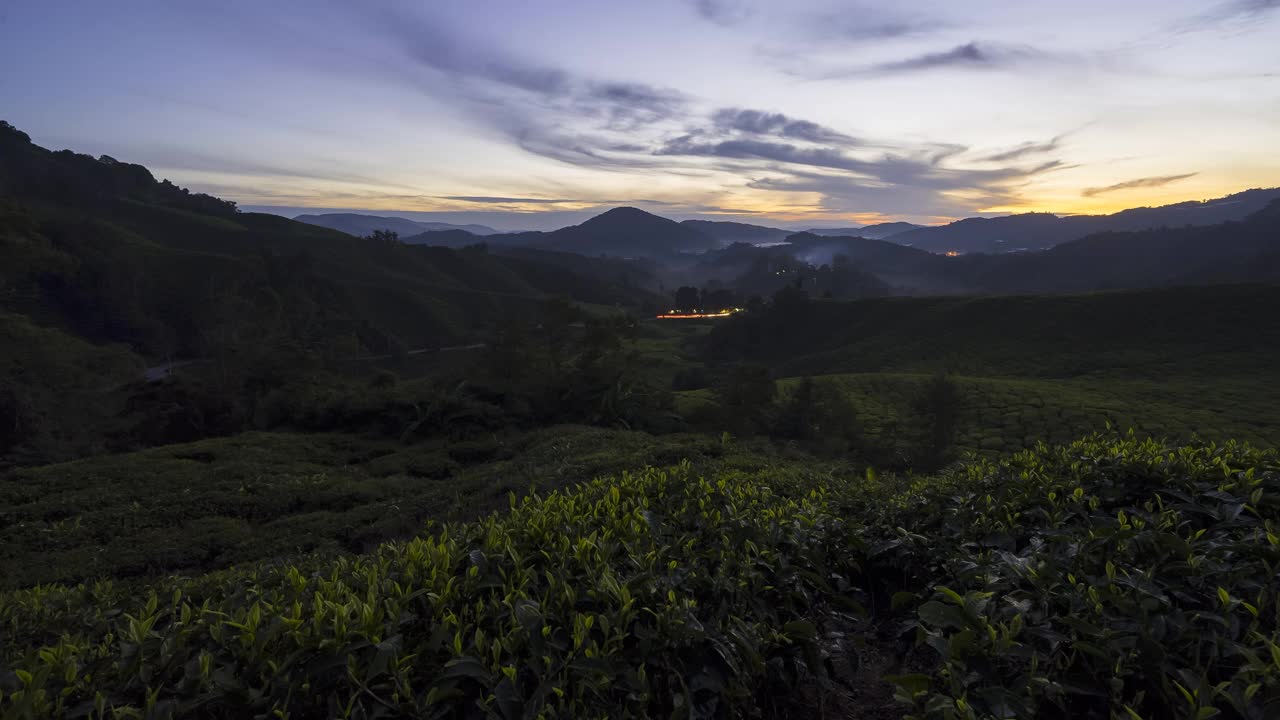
[980,134,1066,163]
[439,196,576,204]
[305,8,1075,221]
[689,0,753,27]
[1082,173,1198,197]
[711,108,859,145]
[373,6,687,133]
[646,107,1066,217]
[1196,0,1280,23]
[789,42,1061,80]
[809,6,943,42]
[870,42,1042,74]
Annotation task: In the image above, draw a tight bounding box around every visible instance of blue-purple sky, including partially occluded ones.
[2,0,1277,230]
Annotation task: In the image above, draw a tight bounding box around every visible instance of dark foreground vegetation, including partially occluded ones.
[3,122,1280,718]
[3,435,1277,719]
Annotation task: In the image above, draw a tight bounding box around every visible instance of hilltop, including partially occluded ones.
[294,213,498,237]
[891,187,1280,253]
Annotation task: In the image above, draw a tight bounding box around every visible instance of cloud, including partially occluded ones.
[439,196,576,204]
[354,9,1067,221]
[652,121,1064,218]
[1082,173,1198,197]
[980,135,1065,163]
[374,6,686,133]
[745,170,1019,218]
[809,7,943,41]
[657,134,1059,186]
[871,42,1030,74]
[711,108,858,145]
[689,0,752,27]
[1195,0,1280,24]
[792,42,1060,80]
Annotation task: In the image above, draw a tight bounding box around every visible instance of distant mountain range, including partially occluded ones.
[298,188,1280,261]
[684,197,1280,296]
[295,213,498,237]
[891,188,1280,254]
[967,198,1280,294]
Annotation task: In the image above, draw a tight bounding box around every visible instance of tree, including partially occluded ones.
[703,288,739,310]
[536,297,581,377]
[772,377,862,455]
[674,286,701,312]
[714,364,776,434]
[0,382,33,454]
[771,285,810,314]
[364,229,399,244]
[912,372,962,470]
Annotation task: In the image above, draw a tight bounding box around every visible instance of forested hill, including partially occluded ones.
[0,121,664,467]
[0,121,660,360]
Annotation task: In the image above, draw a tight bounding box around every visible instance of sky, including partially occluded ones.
[1,0,1277,231]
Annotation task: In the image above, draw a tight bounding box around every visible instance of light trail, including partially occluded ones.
[655,308,744,320]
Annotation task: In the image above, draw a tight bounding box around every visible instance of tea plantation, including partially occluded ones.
[0,427,801,590]
[2,434,1277,718]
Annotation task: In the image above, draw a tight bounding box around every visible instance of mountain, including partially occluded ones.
[805,222,924,239]
[679,219,791,246]
[784,232,938,269]
[687,233,944,299]
[294,213,498,237]
[890,213,1078,254]
[968,199,1280,294]
[535,207,718,256]
[686,200,1280,297]
[804,226,861,237]
[406,207,721,257]
[855,222,927,239]
[891,188,1280,254]
[1101,188,1280,231]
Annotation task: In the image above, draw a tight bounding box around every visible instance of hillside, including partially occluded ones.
[294,213,498,237]
[891,212,1079,253]
[681,199,1280,297]
[806,221,925,239]
[891,187,1280,254]
[0,123,660,354]
[680,219,791,245]
[0,123,667,466]
[704,283,1280,378]
[966,201,1280,293]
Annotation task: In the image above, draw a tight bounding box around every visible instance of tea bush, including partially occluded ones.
[869,436,1280,719]
[2,434,1277,719]
[0,427,805,590]
[0,463,864,718]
